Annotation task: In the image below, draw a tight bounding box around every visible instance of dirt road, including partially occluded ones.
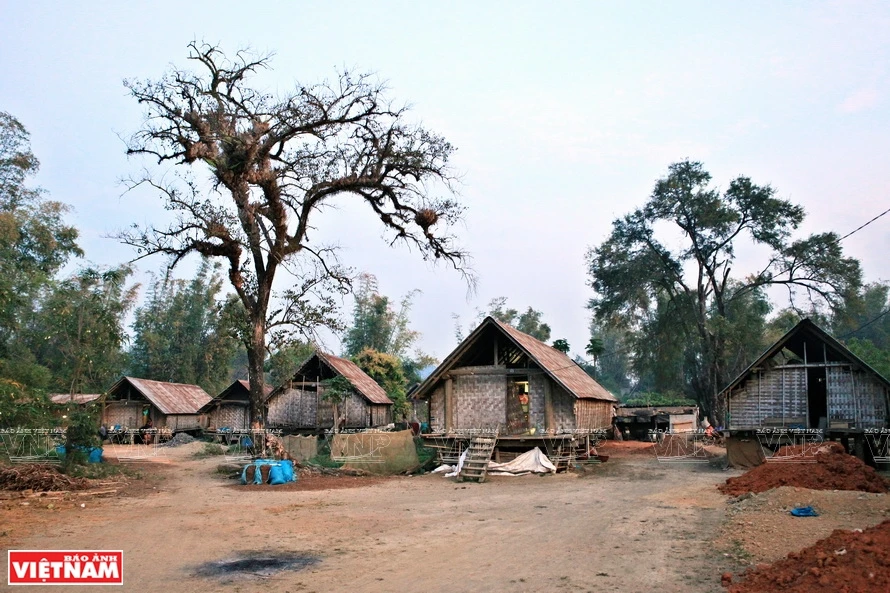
[2,443,736,593]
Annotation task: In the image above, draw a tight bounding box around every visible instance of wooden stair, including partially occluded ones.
[458,435,497,483]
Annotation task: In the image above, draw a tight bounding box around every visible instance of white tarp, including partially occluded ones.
[436,447,557,477]
[487,447,557,475]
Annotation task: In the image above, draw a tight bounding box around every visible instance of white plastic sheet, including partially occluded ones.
[487,447,556,475]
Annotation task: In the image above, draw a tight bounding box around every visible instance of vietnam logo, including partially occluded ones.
[8,551,123,585]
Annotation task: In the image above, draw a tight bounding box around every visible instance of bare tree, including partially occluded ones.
[120,42,469,424]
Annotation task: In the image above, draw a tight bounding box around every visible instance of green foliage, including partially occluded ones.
[0,113,82,357]
[352,348,409,420]
[0,379,52,428]
[65,462,136,480]
[622,391,697,407]
[320,375,353,405]
[28,266,136,394]
[587,160,862,421]
[414,437,438,471]
[846,338,890,381]
[552,339,570,353]
[129,260,237,394]
[582,320,631,395]
[456,297,553,342]
[342,274,433,385]
[267,341,316,386]
[194,443,226,457]
[62,406,100,470]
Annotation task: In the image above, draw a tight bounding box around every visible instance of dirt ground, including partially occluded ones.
[1,441,887,593]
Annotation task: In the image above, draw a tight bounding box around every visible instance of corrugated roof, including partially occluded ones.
[316,352,393,405]
[198,380,272,413]
[234,380,273,397]
[491,319,617,402]
[108,377,212,415]
[414,317,617,402]
[49,393,102,405]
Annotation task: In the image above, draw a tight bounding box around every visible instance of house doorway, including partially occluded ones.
[505,377,530,435]
[807,367,828,429]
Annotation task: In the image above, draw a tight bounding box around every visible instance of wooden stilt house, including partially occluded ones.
[198,380,272,430]
[412,316,618,435]
[722,319,890,431]
[103,377,212,431]
[264,350,393,430]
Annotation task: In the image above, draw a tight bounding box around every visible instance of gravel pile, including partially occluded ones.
[160,432,197,447]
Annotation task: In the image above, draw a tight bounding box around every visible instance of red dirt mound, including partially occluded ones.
[719,442,889,496]
[724,519,890,593]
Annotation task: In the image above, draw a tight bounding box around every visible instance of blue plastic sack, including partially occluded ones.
[269,463,286,485]
[55,445,102,463]
[790,506,819,517]
[280,459,295,482]
[88,447,103,463]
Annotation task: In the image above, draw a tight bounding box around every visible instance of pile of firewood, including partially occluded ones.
[0,465,91,492]
[262,434,292,461]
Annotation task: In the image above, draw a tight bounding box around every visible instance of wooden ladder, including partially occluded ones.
[458,435,498,483]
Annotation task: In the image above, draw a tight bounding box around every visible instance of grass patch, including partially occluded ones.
[307,454,343,469]
[194,443,226,458]
[415,437,438,471]
[65,462,140,480]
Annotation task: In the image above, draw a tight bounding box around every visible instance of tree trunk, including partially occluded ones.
[246,317,266,427]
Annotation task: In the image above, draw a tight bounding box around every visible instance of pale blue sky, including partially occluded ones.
[2,1,889,360]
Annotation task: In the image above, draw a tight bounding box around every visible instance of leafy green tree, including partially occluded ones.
[352,348,409,420]
[129,260,238,394]
[120,43,467,425]
[343,274,435,384]
[552,339,570,353]
[0,378,52,428]
[456,297,552,342]
[267,341,316,386]
[28,266,137,395]
[344,274,420,357]
[587,160,861,422]
[833,283,890,348]
[585,320,632,394]
[320,375,352,433]
[846,337,890,380]
[0,112,81,358]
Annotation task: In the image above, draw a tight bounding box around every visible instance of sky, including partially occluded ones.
[2,1,889,362]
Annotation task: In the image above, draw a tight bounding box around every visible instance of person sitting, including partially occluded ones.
[139,418,154,445]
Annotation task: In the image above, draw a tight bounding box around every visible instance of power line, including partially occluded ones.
[837,206,890,243]
[838,307,890,339]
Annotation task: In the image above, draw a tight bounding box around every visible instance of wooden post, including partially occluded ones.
[445,377,454,434]
[543,378,555,432]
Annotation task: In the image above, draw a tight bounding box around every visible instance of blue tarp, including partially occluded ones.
[790,506,819,517]
[240,459,296,485]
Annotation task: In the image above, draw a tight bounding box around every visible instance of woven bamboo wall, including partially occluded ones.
[574,399,613,430]
[104,402,142,429]
[209,404,248,430]
[267,388,319,428]
[728,367,808,428]
[166,414,201,430]
[827,368,888,428]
